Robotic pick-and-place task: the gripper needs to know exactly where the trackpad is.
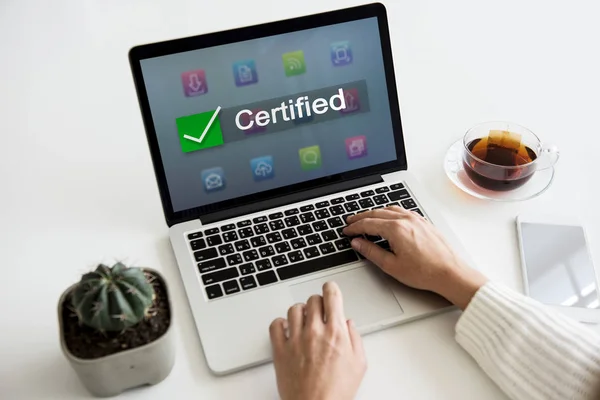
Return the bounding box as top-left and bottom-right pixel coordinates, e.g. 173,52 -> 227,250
289,266 -> 404,327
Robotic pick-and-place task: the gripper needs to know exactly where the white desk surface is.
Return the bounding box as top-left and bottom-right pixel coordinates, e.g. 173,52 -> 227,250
2,0 -> 600,398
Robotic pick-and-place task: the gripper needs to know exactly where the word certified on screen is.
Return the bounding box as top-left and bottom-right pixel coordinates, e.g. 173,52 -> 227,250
235,88 -> 347,131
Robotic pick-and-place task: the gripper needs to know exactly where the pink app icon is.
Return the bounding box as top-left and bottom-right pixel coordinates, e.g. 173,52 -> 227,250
345,136 -> 367,159
181,69 -> 208,97
238,108 -> 267,134
340,88 -> 360,114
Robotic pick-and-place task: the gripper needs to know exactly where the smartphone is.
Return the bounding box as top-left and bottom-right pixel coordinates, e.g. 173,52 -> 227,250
516,213 -> 600,323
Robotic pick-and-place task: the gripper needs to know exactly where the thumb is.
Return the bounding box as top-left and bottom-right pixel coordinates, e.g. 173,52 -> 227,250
351,238 -> 393,268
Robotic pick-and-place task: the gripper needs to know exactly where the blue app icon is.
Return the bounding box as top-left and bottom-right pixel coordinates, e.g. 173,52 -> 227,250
330,41 -> 353,66
201,167 -> 226,193
233,60 -> 258,87
250,156 -> 275,181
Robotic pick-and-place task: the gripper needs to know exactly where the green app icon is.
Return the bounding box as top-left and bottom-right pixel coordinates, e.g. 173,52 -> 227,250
282,50 -> 306,77
299,145 -> 322,171
175,107 -> 224,153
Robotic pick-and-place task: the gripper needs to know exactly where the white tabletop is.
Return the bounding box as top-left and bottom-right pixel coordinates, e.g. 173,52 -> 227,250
2,0 -> 600,398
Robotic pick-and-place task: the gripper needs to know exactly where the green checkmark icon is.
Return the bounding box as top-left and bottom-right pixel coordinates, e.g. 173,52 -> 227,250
175,107 -> 224,153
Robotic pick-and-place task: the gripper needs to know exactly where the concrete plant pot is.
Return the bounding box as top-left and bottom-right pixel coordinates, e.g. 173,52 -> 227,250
58,268 -> 175,397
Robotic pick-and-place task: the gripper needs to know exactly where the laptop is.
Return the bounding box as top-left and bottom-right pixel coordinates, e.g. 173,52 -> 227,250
128,2 -> 473,375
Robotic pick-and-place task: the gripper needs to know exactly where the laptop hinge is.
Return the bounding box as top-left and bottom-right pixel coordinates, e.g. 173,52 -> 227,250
200,174 -> 383,225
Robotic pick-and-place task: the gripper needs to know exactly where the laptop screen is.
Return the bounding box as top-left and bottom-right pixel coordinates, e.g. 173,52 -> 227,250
138,14 -> 400,215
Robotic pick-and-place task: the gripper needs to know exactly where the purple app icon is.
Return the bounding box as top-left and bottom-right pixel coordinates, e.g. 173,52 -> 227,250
345,136 -> 367,159
181,69 -> 208,97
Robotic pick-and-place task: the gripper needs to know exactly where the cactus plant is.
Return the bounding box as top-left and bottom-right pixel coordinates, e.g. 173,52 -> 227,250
71,262 -> 155,332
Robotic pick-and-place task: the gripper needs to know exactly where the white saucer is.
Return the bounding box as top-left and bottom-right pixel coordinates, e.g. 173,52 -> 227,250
443,139 -> 555,202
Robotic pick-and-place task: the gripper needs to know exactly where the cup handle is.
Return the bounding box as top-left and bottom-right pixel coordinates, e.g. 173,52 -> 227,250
536,143 -> 560,171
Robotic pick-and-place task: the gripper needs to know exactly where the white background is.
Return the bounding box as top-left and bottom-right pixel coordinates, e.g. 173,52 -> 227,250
2,0 -> 600,399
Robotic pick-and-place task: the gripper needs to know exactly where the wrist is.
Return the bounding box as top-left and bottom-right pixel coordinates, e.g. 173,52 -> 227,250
436,266 -> 488,310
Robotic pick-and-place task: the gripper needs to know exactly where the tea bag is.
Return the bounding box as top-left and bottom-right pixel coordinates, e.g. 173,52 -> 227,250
474,130 -> 530,163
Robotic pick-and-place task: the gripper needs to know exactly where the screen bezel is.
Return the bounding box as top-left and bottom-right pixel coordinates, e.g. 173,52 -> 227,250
516,213 -> 600,324
128,2 -> 407,227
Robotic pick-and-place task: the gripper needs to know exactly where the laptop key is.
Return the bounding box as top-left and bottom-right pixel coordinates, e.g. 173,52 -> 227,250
194,248 -> 219,262
331,197 -> 345,204
239,263 -> 256,275
358,198 -> 374,208
372,206 -> 383,210
243,250 -> 259,262
303,247 -> 320,259
300,204 -> 315,212
226,254 -> 243,266
240,276 -> 258,290
284,208 -> 299,216
202,267 -> 239,285
190,238 -> 207,250
290,237 -> 307,249
375,187 -> 390,193
239,227 -> 254,238
344,202 -> 360,212
275,242 -> 291,254
342,213 -> 355,223
223,280 -> 240,295
256,270 -> 278,286
277,250 -> 359,281
390,183 -> 404,190
386,202 -> 400,207
269,220 -> 285,231
373,195 -> 388,205
266,232 -> 283,243
389,189 -> 410,201
316,201 -> 330,208
269,212 -> 284,220
300,212 -> 316,223
345,193 -> 360,201
237,220 -> 251,227
335,238 -> 352,251
272,255 -> 288,267
288,250 -> 305,263
327,216 -> 344,228
312,221 -> 328,232
205,228 -> 219,235
252,216 -> 268,223
223,231 -> 238,242
360,190 -> 375,197
259,245 -> 275,258
282,228 -> 298,240
234,240 -> 250,252
412,208 -> 424,217
306,233 -> 323,246
218,243 -> 235,256
254,223 -> 269,234
198,257 -> 227,274
401,199 -> 417,209
205,284 -> 223,299
256,259 -> 273,271
322,230 -> 337,242
319,242 -> 336,255
221,224 -> 236,232
329,205 -> 345,216
206,235 -> 223,247
315,209 -> 331,219
251,236 -> 267,247
297,224 -> 313,236
188,232 -> 202,240
284,216 -> 300,227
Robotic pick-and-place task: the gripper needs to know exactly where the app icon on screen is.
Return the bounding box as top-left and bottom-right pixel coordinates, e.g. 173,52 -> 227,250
299,145 -> 322,171
282,50 -> 306,77
233,60 -> 258,87
340,88 -> 360,114
201,167 -> 226,193
176,108 -> 224,153
181,69 -> 208,97
345,136 -> 367,159
250,156 -> 275,181
331,41 -> 353,66
238,108 -> 267,134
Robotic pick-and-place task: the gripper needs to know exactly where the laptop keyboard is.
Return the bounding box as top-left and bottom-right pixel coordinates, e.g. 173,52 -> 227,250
186,182 -> 426,300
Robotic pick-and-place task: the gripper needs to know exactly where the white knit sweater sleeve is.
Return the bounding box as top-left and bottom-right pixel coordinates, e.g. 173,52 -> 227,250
455,281 -> 600,400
